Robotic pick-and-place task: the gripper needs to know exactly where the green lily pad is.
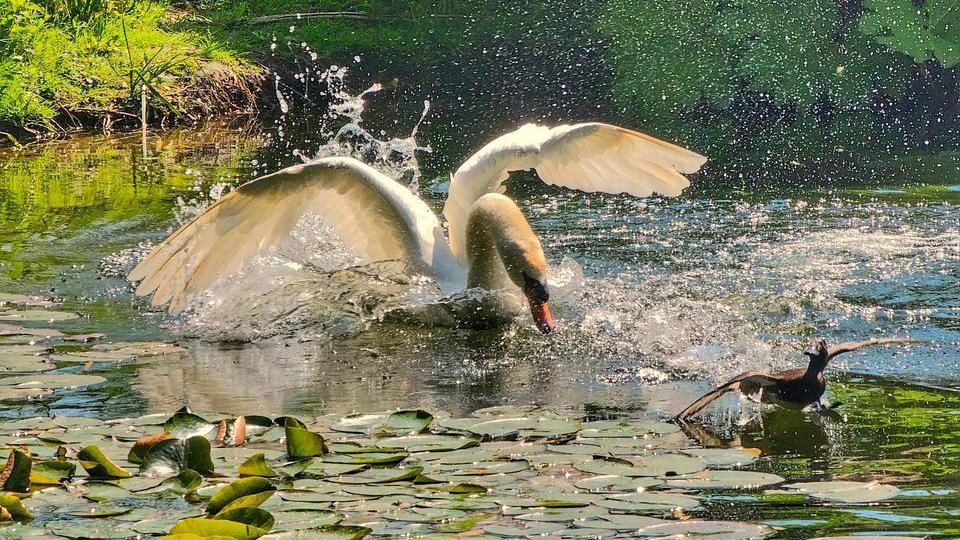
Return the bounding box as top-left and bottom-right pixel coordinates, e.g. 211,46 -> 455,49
330,466 -> 421,484
285,418 -> 327,459
0,309 -> 78,322
213,507 -> 276,531
142,469 -> 204,495
633,520 -> 774,539
170,517 -> 269,540
513,506 -> 608,522
271,510 -> 343,532
378,435 -> 479,453
681,448 -> 761,467
238,453 -> 278,477
0,353 -> 56,373
77,445 -> 132,479
783,481 -> 901,503
45,519 -> 134,539
64,503 -> 132,518
129,432 -> 177,464
30,459 -> 76,485
598,492 -> 701,511
0,323 -> 63,338
495,493 -> 604,508
1,373 -> 107,389
140,436 -> 215,477
79,481 -> 132,502
580,514 -> 667,530
207,477 -> 277,515
262,525 -> 371,539
164,411 -> 217,439
573,475 -> 661,491
666,470 -> 785,489
1,449 -> 32,492
580,419 -> 680,437
482,522 -> 566,536
0,493 -> 33,523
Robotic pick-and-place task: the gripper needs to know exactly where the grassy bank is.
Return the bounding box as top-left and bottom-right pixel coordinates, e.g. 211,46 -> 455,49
0,0 -> 259,142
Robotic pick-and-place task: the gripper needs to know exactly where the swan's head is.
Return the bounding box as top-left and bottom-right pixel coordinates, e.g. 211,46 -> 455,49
501,239 -> 554,334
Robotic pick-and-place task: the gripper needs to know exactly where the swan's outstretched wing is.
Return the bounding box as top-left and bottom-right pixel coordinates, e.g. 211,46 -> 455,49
129,157 -> 462,314
443,123 -> 707,261
677,372 -> 778,420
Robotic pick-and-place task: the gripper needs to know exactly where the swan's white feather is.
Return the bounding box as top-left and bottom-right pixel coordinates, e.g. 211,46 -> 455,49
129,156 -> 463,314
443,122 -> 707,262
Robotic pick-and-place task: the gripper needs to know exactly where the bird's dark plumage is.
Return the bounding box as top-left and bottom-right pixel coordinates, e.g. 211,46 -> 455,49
676,337 -> 918,420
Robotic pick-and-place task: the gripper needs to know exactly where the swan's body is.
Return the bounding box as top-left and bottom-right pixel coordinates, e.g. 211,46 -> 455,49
129,122 -> 706,331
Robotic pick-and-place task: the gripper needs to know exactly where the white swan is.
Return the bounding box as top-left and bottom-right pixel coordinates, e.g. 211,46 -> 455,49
129,123 -> 706,332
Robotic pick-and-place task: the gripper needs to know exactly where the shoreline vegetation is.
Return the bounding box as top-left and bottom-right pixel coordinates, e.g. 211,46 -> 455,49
0,0 -> 958,180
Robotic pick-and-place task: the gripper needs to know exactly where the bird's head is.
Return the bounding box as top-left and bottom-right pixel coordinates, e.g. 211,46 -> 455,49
501,238 -> 554,334
803,339 -> 830,368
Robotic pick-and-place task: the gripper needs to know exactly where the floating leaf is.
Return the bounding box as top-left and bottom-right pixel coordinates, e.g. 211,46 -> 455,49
330,467 -> 421,484
145,469 -> 203,495
0,353 -> 55,373
80,481 -> 132,502
165,411 -> 217,439
212,507 -> 275,531
207,477 -> 277,515
0,449 -> 31,492
237,453 -> 278,477
169,517 -> 268,540
633,520 -> 774,539
129,432 -> 177,464
0,493 -> 32,523
285,418 -> 327,459
682,448 -> 761,467
140,436 -> 215,477
598,492 -> 701,511
262,525 -> 371,539
783,481 -> 901,503
30,459 -> 75,485
44,519 -> 135,539
666,470 -> 785,489
380,410 -> 433,434
270,509 -> 343,532
1,373 -> 106,389
77,445 -> 132,479
0,309 -> 78,322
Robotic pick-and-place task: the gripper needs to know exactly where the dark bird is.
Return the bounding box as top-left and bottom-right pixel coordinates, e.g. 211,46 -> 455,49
676,337 -> 918,420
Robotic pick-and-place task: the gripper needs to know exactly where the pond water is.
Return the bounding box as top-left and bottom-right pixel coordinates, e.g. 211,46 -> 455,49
0,74 -> 959,538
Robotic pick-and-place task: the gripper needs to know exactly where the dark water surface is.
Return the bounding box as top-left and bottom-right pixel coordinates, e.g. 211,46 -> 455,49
1,107 -> 959,537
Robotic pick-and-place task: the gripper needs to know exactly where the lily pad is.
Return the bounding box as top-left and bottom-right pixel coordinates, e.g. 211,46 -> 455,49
140,436 -> 215,477
598,492 -> 701,511
633,520 -> 774,539
0,309 -> 78,322
164,411 -> 217,439
262,525 -> 371,539
682,448 -> 761,467
31,459 -> 76,485
77,445 -> 132,479
170,517 -> 269,540
0,493 -> 33,523
238,453 -> 278,477
666,470 -> 785,489
783,481 -> 901,503
207,477 -> 277,515
0,353 -> 56,373
1,449 -> 32,492
271,510 -> 343,532
285,417 -> 327,459
1,373 -> 107,389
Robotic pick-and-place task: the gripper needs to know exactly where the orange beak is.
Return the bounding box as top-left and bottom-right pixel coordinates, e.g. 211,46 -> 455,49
528,300 -> 554,334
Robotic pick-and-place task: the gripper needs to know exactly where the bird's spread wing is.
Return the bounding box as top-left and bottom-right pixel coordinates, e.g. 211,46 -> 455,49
129,157 -> 462,314
826,337 -> 920,360
443,122 -> 707,262
677,372 -> 778,420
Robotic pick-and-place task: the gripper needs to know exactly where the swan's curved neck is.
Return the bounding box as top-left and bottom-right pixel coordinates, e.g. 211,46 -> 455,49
464,194 -> 545,291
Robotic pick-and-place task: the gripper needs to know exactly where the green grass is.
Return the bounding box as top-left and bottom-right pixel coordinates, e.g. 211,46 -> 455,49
0,0 -> 255,133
